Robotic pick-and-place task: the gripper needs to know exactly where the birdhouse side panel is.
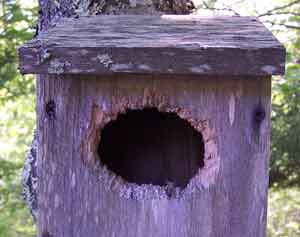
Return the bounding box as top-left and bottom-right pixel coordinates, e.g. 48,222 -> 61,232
36,75 -> 271,237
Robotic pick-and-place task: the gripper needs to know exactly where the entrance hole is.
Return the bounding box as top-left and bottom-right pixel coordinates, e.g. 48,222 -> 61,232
98,108 -> 204,189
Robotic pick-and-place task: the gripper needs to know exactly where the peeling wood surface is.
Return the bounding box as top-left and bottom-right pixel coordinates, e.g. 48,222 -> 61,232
19,15 -> 285,76
37,75 -> 271,237
80,90 -> 220,200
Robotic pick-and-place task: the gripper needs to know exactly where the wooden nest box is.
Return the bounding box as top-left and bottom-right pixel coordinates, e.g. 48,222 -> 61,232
18,15 -> 285,237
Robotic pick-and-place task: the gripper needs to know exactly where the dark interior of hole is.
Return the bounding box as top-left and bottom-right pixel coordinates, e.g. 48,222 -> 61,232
98,108 -> 204,188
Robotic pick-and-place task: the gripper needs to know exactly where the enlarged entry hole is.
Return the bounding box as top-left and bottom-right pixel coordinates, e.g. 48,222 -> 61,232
98,108 -> 204,189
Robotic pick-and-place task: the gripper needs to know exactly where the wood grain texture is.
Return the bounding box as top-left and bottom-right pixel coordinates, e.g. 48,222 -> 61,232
19,15 -> 285,76
37,74 -> 271,237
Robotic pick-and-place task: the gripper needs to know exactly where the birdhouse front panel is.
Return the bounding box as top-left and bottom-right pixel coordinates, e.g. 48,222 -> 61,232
18,15 -> 285,237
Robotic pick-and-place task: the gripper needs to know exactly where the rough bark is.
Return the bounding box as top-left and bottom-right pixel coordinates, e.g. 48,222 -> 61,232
22,130 -> 38,221
38,0 -> 195,31
23,0 -> 195,223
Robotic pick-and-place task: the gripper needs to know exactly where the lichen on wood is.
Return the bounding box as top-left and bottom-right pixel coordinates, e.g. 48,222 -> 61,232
48,59 -> 71,74
22,130 -> 38,222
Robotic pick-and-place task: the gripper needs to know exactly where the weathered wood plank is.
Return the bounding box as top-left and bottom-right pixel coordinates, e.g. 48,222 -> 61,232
37,74 -> 271,237
19,15 -> 285,76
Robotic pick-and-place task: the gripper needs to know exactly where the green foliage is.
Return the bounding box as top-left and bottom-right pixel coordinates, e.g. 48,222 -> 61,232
0,155 -> 36,236
0,0 -> 37,236
0,0 -> 37,101
271,66 -> 300,187
269,2 -> 300,187
268,188 -> 300,237
0,97 -> 36,236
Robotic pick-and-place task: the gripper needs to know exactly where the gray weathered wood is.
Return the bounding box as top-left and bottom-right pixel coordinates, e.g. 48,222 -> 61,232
26,2 -> 279,237
19,15 -> 285,76
37,74 -> 271,237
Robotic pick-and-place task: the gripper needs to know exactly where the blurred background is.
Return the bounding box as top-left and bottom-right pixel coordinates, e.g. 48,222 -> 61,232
0,0 -> 299,236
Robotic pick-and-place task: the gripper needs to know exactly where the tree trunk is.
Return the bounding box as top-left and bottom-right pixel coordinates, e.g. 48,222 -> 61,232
38,0 -> 195,31
22,0 -> 195,227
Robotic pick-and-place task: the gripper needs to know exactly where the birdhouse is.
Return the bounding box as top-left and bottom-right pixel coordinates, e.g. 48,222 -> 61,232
18,15 -> 285,237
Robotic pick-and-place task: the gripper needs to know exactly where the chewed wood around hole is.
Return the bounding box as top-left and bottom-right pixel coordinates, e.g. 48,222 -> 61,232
98,107 -> 205,189
81,102 -> 220,200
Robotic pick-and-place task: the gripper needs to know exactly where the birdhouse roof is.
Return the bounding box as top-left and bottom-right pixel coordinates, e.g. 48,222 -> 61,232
18,15 -> 285,76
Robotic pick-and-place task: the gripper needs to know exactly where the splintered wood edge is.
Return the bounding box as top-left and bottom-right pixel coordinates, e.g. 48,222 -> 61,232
18,15 -> 286,76
18,47 -> 286,76
80,88 -> 220,200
